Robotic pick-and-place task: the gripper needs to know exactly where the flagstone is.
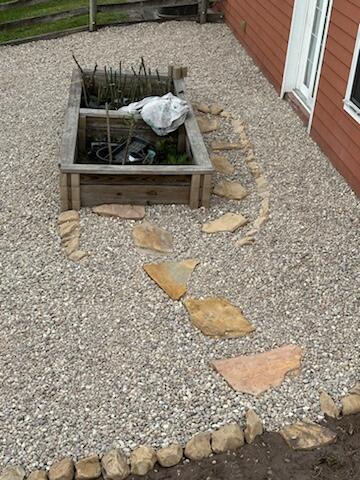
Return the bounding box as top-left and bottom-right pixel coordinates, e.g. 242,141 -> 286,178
196,116 -> 218,133
237,236 -> 256,247
93,204 -> 145,220
202,213 -> 248,233
133,221 -> 173,253
58,210 -> 79,225
194,102 -> 210,114
209,104 -> 224,115
184,297 -> 255,338
143,259 -> 199,300
320,391 -> 340,418
211,156 -> 235,175
213,181 -> 248,200
280,422 -> 336,450
211,345 -> 302,395
211,141 -> 242,151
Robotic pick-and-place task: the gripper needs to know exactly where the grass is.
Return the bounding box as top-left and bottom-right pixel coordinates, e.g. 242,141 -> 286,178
0,0 -> 121,23
0,11 -> 127,43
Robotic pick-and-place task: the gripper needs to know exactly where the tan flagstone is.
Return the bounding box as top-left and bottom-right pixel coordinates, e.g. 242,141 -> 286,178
211,345 -> 302,395
196,116 -> 219,134
202,213 -> 248,233
59,221 -> 79,239
319,391 -> 340,418
68,250 -> 89,262
93,204 -> 145,219
58,210 -> 79,225
341,394 -> 360,415
220,111 -> 233,119
213,181 -> 248,200
209,104 -> 224,115
133,221 -> 173,253
280,422 -> 336,450
211,141 -> 242,151
232,119 -> 246,135
194,102 -> 210,114
143,259 -> 199,300
211,156 -> 235,175
184,297 -> 255,338
237,236 -> 256,247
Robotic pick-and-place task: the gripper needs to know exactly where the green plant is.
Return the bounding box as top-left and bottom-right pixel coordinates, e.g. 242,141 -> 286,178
155,139 -> 190,165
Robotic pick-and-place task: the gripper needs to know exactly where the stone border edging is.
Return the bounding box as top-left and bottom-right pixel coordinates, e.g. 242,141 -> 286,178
2,387 -> 360,480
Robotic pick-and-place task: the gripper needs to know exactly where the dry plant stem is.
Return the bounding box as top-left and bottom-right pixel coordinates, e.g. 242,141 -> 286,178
123,116 -> 136,166
105,102 -> 113,164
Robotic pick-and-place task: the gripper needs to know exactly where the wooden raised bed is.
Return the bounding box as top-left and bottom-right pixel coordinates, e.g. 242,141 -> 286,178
58,68 -> 213,211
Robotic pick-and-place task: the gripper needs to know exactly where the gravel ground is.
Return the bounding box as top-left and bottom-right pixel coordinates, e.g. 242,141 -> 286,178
0,22 -> 359,471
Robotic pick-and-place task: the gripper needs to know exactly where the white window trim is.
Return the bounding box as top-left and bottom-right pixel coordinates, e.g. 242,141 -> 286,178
343,24 -> 360,125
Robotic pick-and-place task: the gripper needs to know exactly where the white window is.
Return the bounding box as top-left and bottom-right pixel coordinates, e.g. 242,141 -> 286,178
344,25 -> 360,124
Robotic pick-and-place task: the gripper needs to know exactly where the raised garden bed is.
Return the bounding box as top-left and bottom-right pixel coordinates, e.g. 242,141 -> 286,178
58,67 -> 213,211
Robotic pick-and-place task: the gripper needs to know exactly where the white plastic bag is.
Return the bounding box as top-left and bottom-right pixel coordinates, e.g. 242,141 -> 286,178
118,93 -> 189,136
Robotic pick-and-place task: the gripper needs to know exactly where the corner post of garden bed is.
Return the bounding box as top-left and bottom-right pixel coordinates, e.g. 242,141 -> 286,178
89,0 -> 97,32
198,0 -> 208,24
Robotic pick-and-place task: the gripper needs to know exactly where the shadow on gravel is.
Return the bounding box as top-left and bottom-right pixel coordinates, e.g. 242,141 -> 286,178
128,414 -> 360,480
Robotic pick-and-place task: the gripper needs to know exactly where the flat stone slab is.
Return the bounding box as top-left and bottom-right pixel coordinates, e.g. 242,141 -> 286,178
213,181 -> 248,200
93,204 -> 145,219
184,297 -> 255,338
196,116 -> 218,133
133,221 -> 173,253
143,259 -> 199,300
211,156 -> 235,175
211,345 -> 302,395
280,422 -> 337,450
202,213 -> 248,233
211,141 -> 242,151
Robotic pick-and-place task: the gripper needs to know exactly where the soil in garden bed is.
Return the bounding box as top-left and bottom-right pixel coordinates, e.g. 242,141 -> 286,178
128,414 -> 360,480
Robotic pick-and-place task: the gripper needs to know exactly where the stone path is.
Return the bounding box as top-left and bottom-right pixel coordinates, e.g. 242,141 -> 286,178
58,104 -> 292,397
3,22 -> 359,471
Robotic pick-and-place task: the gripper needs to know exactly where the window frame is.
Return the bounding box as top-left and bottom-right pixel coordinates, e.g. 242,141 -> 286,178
344,24 -> 360,124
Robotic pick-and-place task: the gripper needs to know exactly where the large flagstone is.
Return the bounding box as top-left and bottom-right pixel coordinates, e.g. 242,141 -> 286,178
93,204 -> 145,219
211,345 -> 302,395
202,213 -> 248,233
143,259 -> 199,300
184,297 -> 255,338
280,422 -> 336,450
213,181 -> 248,200
133,221 -> 173,253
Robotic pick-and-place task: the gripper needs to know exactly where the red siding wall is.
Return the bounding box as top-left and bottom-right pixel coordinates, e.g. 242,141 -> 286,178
220,0 -> 294,91
311,0 -> 360,195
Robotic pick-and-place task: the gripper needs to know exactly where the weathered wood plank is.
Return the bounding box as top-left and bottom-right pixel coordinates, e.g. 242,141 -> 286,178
173,78 -> 213,170
59,68 -> 81,167
97,0 -> 198,14
71,174 -> 81,210
78,115 -> 87,154
0,8 -> 87,31
189,174 -> 201,209
61,163 -> 212,175
198,0 -> 208,23
80,174 -> 191,185
201,174 -> 212,207
59,173 -> 70,211
81,185 -> 190,206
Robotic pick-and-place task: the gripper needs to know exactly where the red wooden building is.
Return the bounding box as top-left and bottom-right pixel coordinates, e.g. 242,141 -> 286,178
220,0 -> 360,195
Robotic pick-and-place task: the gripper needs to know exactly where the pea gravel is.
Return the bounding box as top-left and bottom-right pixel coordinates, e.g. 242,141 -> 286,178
0,22 -> 359,472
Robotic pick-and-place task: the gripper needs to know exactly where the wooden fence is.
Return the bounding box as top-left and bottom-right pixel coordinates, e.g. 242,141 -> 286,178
0,0 -> 219,46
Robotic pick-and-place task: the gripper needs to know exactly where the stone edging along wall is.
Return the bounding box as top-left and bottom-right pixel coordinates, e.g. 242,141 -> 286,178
2,388 -> 360,480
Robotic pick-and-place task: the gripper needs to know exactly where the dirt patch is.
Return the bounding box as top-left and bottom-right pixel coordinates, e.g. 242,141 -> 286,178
129,414 -> 360,480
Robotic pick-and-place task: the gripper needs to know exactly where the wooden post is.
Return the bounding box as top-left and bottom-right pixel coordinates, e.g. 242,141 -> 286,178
198,0 -> 208,24
89,0 -> 97,32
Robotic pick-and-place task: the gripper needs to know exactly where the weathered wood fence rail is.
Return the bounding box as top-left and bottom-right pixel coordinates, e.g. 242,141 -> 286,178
0,0 -> 219,46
